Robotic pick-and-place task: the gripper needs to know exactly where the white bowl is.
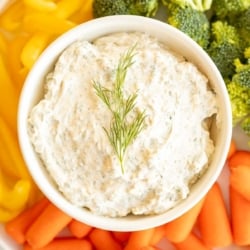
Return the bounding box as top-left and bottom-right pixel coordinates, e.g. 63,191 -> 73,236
18,15 -> 232,231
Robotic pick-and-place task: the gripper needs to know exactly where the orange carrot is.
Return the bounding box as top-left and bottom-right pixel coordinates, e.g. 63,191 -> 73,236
5,197 -> 49,244
124,228 -> 155,250
164,198 -> 204,243
89,228 -> 122,250
140,246 -> 162,250
112,231 -> 131,243
227,139 -> 236,159
174,233 -> 211,250
198,182 -> 232,247
23,238 -> 93,250
230,186 -> 250,246
149,225 -> 166,246
68,219 -> 92,238
25,202 -> 72,248
228,150 -> 250,168
230,164 -> 250,200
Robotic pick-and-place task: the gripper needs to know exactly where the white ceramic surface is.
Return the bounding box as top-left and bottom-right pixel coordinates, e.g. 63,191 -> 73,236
17,15 -> 232,232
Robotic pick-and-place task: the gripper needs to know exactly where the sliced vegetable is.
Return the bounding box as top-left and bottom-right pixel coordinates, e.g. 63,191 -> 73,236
124,228 -> 155,250
198,183 -> 233,247
23,0 -> 57,12
25,203 -> 72,248
52,0 -> 83,19
174,233 -> 210,250
230,186 -> 250,246
0,1 -> 25,31
20,32 -> 51,69
149,225 -> 166,246
89,228 -> 122,250
5,198 -> 49,244
22,13 -> 76,35
164,197 -> 205,243
0,176 -> 31,212
23,238 -> 93,250
112,231 -> 131,243
0,55 -> 18,131
230,164 -> 250,200
227,139 -> 237,159
68,219 -> 92,239
228,150 -> 250,168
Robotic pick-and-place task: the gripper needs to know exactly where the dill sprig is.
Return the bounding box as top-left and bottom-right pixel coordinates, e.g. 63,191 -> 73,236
93,46 -> 146,173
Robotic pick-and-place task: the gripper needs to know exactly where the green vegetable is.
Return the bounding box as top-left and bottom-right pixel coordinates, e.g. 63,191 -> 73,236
93,0 -> 129,17
207,21 -> 244,79
233,8 -> 250,47
226,47 -> 250,135
211,0 -> 250,19
159,0 -> 250,143
129,0 -> 159,16
93,46 -> 146,173
162,0 -> 213,11
92,0 -> 159,18
241,117 -> 250,137
166,2 -> 210,49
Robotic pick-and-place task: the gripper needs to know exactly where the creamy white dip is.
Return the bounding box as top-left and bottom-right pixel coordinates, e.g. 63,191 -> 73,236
28,32 -> 218,217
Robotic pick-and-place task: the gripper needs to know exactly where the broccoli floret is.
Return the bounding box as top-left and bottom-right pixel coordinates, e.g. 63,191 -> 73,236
211,0 -> 250,19
241,117 -> 250,136
162,0 -> 213,11
234,8 -> 250,47
166,3 -> 210,49
226,48 -> 250,129
93,0 -> 129,17
207,21 -> 244,79
129,0 -> 159,16
93,0 -> 159,18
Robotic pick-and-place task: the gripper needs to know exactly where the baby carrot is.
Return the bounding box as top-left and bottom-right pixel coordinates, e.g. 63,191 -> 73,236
227,139 -> 236,159
230,186 -> 250,246
89,228 -> 122,250
164,198 -> 204,243
25,203 -> 72,248
5,197 -> 49,244
124,228 -> 155,250
112,231 -> 131,243
149,225 -> 166,246
68,219 -> 92,238
228,150 -> 250,168
23,238 -> 93,250
198,183 -> 232,247
230,164 -> 250,200
174,233 -> 211,250
140,246 -> 161,250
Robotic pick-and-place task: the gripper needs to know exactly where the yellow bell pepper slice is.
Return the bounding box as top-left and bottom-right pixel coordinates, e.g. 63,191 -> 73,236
0,138 -> 20,179
0,1 -> 25,31
53,0 -> 82,19
0,207 -> 20,223
0,32 -> 7,56
0,117 -> 31,180
22,13 -> 76,35
23,0 -> 57,12
69,0 -> 93,23
20,32 -> 51,69
7,35 -> 29,91
0,54 -> 18,131
0,173 -> 31,212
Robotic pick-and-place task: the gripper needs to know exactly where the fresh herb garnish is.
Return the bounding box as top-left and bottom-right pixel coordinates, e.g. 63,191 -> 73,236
93,46 -> 146,173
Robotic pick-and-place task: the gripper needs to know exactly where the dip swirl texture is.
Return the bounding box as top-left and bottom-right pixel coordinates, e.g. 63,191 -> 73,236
28,32 -> 218,217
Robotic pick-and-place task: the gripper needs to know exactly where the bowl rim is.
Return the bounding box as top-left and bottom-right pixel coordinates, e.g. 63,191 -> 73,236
18,15 -> 232,231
